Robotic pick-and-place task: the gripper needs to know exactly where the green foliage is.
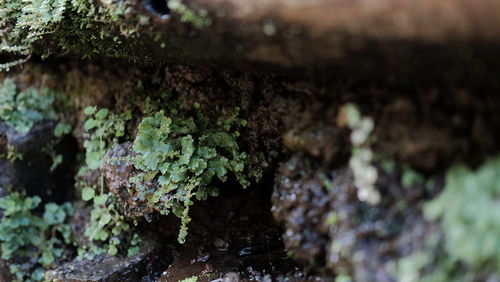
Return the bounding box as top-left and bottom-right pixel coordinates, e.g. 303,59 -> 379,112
335,274 -> 353,282
167,0 -> 212,29
0,0 -> 139,70
83,106 -> 130,170
401,167 -> 424,188
0,0 -> 214,69
130,104 -> 249,243
425,156 -> 500,270
54,122 -> 72,137
0,78 -> 57,133
5,144 -> 23,162
179,276 -> 199,282
393,156 -> 500,281
79,186 -> 141,257
391,234 -> 470,282
0,192 -> 73,282
0,0 -> 67,70
80,106 -> 140,258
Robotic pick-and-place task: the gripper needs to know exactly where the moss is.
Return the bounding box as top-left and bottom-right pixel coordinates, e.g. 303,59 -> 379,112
0,0 -> 153,70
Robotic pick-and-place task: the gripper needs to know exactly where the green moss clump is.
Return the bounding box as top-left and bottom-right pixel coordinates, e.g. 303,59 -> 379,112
0,0 -> 67,70
0,0 -> 144,70
130,103 -> 249,243
0,78 -> 57,133
0,192 -> 73,282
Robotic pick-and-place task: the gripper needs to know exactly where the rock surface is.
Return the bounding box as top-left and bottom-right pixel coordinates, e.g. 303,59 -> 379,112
272,155 -> 436,280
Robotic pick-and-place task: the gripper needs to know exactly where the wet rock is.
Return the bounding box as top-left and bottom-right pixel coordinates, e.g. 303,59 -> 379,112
102,142 -> 135,196
45,240 -> 168,282
102,142 -> 154,220
272,154 -> 433,280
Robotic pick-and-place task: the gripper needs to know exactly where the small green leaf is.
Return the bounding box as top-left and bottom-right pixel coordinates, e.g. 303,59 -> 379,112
97,229 -> 109,241
94,194 -> 108,206
144,171 -> 158,182
84,118 -> 98,130
82,187 -> 95,201
86,151 -> 101,170
41,250 -> 54,266
143,153 -> 160,170
84,106 -> 97,115
95,108 -> 109,120
100,213 -> 112,225
108,244 -> 118,256
54,122 -> 71,137
50,154 -> 63,172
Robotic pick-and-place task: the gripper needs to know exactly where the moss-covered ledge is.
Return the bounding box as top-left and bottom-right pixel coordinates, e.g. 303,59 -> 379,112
3,0 -> 500,77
